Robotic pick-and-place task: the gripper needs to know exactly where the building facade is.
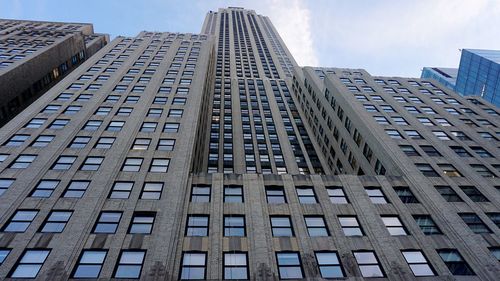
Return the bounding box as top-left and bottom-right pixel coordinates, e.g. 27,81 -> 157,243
0,7 -> 499,280
0,19 -> 109,127
420,67 -> 457,91
455,49 -> 500,107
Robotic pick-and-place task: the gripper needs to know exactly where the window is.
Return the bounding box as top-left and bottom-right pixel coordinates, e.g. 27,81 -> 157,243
25,118 -> 46,128
163,122 -> 180,132
49,119 -> 69,129
141,182 -> 163,199
276,252 -> 303,279
402,250 -> 435,276
433,131 -> 450,140
271,216 -> 294,237
438,164 -> 462,177
10,249 -> 50,278
420,145 -> 442,157
93,211 -> 122,233
392,116 -> 408,125
486,213 -> 500,228
64,105 -> 81,115
224,253 -> 248,280
460,186 -> 488,202
353,251 -> 385,277
470,147 -> 493,158
450,146 -> 472,157
400,145 -> 420,156
186,215 -> 208,236
69,136 -> 91,148
83,120 -> 102,131
4,134 -> 29,146
72,250 -> 107,278
450,131 -> 471,140
0,248 -> 10,265
0,178 -> 14,196
224,215 -> 245,236
129,212 -> 155,234
315,252 -> 344,278
149,158 -> 170,172
413,215 -> 442,235
10,155 -> 36,169
95,106 -> 112,116
338,216 -> 363,236
381,216 -> 407,235
2,210 -> 38,232
122,158 -> 143,172
80,156 -> 104,171
140,122 -> 157,132
416,164 -> 439,177
109,182 -> 134,199
435,186 -> 462,202
385,129 -> 404,139
470,164 -> 495,177
374,116 -> 390,124
405,130 -> 423,139
224,185 -> 243,202
131,138 -> 151,150
63,180 -> 90,198
153,96 -> 168,104
326,187 -> 348,203
106,121 -> 125,131
168,109 -> 184,117
39,210 -> 72,233
365,187 -> 388,204
180,252 -> 206,280
305,216 -> 329,236
394,187 -> 418,203
42,105 -> 62,114
157,139 -> 175,151
51,155 -> 76,170
296,187 -> 317,204
417,117 -> 434,126
265,186 -> 286,203
437,249 -> 474,275
116,107 -> 133,116
459,213 -> 491,234
31,180 -> 60,197
114,250 -> 146,278
31,135 -> 54,147
173,97 -> 187,105
489,247 -> 500,262
95,137 -> 115,148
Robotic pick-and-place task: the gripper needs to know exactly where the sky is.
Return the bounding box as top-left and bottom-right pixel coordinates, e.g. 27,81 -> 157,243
1,0 -> 499,77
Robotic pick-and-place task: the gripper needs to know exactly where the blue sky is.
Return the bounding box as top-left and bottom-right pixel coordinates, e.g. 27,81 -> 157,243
2,0 -> 499,77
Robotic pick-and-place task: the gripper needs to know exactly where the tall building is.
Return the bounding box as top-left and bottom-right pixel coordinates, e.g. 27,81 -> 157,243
0,19 -> 109,127
455,49 -> 500,107
421,67 -> 457,90
0,7 -> 499,280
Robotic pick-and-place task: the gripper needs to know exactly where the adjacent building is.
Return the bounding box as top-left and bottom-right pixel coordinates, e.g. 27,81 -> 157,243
0,19 -> 109,127
421,67 -> 457,90
0,7 -> 498,280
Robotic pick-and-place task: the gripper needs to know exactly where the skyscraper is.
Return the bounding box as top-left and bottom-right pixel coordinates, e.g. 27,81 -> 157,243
0,7 -> 498,280
421,67 -> 457,90
0,19 -> 109,127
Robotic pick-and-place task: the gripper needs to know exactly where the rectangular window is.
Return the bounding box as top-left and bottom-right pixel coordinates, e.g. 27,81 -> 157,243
69,136 -> 91,148
72,250 -> 107,278
460,186 -> 488,202
106,121 -> 125,131
438,164 -> 462,177
117,107 -> 133,116
163,122 -> 180,132
140,182 -> 163,199
338,216 -> 363,236
83,120 -> 102,131
365,187 -> 388,204
80,156 -> 104,171
39,210 -> 72,233
140,122 -> 157,132
381,216 -> 407,235
224,185 -> 243,202
10,155 -> 36,169
435,186 -> 462,202
157,139 -> 175,151
353,251 -> 385,277
25,118 -> 47,128
62,180 -> 90,198
224,215 -> 245,236
0,178 -> 15,196
459,213 -> 491,234
0,248 -> 10,265
10,249 -> 50,278
305,216 -> 329,236
413,215 -> 442,235
416,164 -> 439,177
114,250 -> 146,278
4,134 -> 29,146
122,158 -> 143,172
129,212 -> 155,234
276,252 -> 303,279
394,187 -> 418,203
402,250 -> 435,276
95,137 -> 115,149
31,180 -> 60,197
437,249 -> 474,275
190,185 -> 210,202
327,187 -> 348,203
224,252 -> 248,280
2,210 -> 38,232
93,211 -> 122,233
315,252 -> 344,278
180,252 -> 206,280
271,216 -> 294,237
109,182 -> 134,199
265,186 -> 286,203
49,119 -> 69,129
149,158 -> 170,172
31,135 -> 54,147
186,215 -> 208,236
132,138 -> 151,150
296,187 -> 317,204
168,109 -> 184,117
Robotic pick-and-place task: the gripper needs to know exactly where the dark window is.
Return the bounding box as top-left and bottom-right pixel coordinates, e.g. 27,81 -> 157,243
435,186 -> 463,202
459,213 -> 492,234
394,187 -> 419,203
413,215 -> 442,235
437,249 -> 474,275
